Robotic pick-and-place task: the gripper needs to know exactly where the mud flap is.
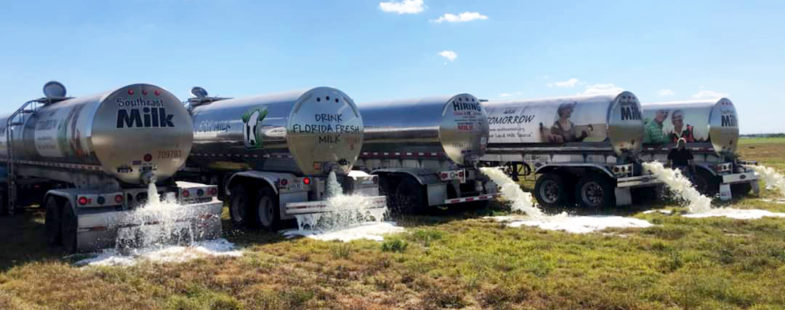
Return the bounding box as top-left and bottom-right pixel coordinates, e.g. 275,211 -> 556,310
614,187 -> 632,206
719,184 -> 732,201
752,181 -> 760,195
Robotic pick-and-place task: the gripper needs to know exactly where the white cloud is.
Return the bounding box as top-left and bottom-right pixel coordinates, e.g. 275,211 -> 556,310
581,83 -> 624,95
379,0 -> 424,14
548,78 -> 580,88
438,50 -> 457,62
658,89 -> 675,96
692,90 -> 728,99
432,12 -> 488,23
498,91 -> 523,98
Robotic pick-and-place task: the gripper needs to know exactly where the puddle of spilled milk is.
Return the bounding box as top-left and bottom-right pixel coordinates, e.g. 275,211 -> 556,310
479,167 -> 653,234
76,239 -> 242,267
280,222 -> 404,242
684,208 -> 785,220
489,215 -> 653,234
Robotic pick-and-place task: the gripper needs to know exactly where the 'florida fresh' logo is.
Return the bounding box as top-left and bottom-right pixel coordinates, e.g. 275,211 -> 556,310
242,107 -> 268,149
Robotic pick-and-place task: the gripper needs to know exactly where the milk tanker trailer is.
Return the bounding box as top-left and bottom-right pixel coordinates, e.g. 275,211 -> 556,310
481,91 -> 660,209
641,98 -> 759,200
353,94 -> 499,214
181,87 -> 386,230
0,82 -> 222,253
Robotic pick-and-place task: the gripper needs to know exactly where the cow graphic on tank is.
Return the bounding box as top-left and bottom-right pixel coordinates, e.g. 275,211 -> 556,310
242,107 -> 268,149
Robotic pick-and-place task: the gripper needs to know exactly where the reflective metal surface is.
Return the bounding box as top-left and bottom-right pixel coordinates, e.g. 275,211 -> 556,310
642,98 -> 738,155
188,87 -> 363,176
0,84 -> 192,184
358,94 -> 489,166
483,91 -> 644,156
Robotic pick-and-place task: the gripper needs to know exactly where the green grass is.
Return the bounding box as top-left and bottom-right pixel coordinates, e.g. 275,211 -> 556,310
2,139 -> 785,309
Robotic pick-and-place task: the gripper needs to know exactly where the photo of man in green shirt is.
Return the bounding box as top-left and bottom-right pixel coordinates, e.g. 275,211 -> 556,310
643,109 -> 670,145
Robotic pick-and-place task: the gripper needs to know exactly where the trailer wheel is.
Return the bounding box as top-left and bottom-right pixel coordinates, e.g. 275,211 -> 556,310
534,173 -> 569,208
254,187 -> 280,231
575,174 -> 615,210
229,185 -> 254,228
0,191 -> 7,216
693,170 -> 719,196
44,197 -> 61,245
61,202 -> 78,253
391,176 -> 426,215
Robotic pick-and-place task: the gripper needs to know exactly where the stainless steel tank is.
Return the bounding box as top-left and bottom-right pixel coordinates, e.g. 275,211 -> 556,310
187,87 -> 363,176
641,98 -> 739,155
0,84 -> 193,184
358,94 -> 489,166
483,91 -> 644,155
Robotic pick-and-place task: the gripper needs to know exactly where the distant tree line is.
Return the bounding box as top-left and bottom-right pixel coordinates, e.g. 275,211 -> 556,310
741,133 -> 785,138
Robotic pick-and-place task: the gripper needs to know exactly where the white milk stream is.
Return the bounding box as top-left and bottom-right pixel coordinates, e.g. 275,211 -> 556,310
747,164 -> 785,197
479,167 -> 652,233
642,162 -> 712,213
77,183 -> 240,267
283,171 -> 403,242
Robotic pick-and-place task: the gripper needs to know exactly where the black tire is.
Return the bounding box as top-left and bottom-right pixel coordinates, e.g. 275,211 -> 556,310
44,197 -> 61,246
0,190 -> 7,216
229,184 -> 254,228
731,182 -> 752,197
534,173 -> 570,208
254,187 -> 280,231
693,170 -> 719,196
575,174 -> 615,210
390,176 -> 426,215
61,202 -> 78,253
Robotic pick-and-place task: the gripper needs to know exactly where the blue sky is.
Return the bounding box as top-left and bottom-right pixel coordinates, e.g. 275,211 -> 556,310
1,0 -> 783,133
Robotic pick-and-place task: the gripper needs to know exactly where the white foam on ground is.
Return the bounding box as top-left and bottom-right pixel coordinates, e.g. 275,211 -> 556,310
479,167 -> 543,217
281,222 -> 404,242
480,167 -> 652,234
643,162 -> 712,213
761,198 -> 785,204
684,208 -> 785,220
489,214 -> 653,234
748,165 -> 785,197
643,209 -> 673,215
76,239 -> 242,267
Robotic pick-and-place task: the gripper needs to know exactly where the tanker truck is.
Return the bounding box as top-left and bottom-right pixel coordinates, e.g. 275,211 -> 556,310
641,98 -> 759,200
353,94 -> 498,214
180,86 -> 386,231
0,82 -> 222,253
481,91 -> 659,209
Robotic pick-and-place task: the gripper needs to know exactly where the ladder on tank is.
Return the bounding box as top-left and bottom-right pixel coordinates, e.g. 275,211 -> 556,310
4,100 -> 43,215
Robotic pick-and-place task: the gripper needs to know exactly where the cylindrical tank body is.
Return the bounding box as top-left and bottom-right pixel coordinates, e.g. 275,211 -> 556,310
483,91 -> 644,155
641,98 -> 738,155
187,87 -> 363,176
0,84 -> 193,184
358,94 -> 489,166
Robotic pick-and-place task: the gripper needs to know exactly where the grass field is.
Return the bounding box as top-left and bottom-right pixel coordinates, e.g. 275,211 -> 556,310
1,137 -> 785,309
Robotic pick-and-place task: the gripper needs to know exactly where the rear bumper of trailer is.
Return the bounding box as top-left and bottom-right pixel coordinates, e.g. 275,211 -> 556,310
284,196 -> 387,215
616,175 -> 660,188
76,199 -> 223,252
721,172 -> 757,185
444,193 -> 499,205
